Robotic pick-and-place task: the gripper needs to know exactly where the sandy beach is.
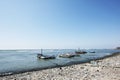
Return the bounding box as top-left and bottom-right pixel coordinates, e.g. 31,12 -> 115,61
0,53 -> 120,80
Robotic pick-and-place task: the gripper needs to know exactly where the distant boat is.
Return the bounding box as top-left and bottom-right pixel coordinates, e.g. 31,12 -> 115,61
75,48 -> 87,54
59,53 -> 75,58
116,47 -> 120,50
89,51 -> 95,53
37,49 -> 55,59
59,52 -> 80,58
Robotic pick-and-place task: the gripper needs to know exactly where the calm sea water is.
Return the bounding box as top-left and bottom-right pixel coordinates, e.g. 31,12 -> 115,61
0,49 -> 120,75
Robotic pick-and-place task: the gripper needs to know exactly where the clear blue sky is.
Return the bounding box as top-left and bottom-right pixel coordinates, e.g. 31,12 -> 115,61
0,0 -> 120,49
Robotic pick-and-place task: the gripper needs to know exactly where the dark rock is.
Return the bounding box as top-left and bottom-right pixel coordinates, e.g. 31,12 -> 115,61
21,78 -> 27,80
96,70 -> 99,72
80,67 -> 84,69
59,67 -> 62,70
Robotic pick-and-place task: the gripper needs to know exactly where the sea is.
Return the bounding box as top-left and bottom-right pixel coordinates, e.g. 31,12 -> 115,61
0,49 -> 120,76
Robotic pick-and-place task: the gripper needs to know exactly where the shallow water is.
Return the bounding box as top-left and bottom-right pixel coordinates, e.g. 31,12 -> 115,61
0,49 -> 120,75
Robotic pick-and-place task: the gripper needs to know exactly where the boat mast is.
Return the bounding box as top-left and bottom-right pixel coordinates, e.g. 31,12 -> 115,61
41,49 -> 43,54
78,48 -> 81,51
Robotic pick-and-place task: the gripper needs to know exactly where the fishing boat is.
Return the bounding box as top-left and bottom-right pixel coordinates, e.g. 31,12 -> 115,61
37,54 -> 55,59
75,49 -> 87,54
75,51 -> 87,54
59,53 -> 76,58
89,51 -> 95,53
116,47 -> 120,50
37,49 -> 55,59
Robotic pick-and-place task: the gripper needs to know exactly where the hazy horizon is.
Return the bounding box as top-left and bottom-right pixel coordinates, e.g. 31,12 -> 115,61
0,0 -> 120,49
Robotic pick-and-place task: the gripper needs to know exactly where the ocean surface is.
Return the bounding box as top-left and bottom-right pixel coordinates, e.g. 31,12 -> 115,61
0,49 -> 120,75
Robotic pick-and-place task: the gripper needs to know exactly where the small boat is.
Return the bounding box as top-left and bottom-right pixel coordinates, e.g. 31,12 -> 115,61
75,49 -> 87,54
37,54 -> 55,59
59,53 -> 75,58
75,51 -> 87,54
90,51 -> 95,53
116,47 -> 120,50
37,49 -> 55,59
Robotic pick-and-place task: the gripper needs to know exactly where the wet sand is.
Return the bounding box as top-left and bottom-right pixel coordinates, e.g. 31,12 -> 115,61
0,52 -> 120,80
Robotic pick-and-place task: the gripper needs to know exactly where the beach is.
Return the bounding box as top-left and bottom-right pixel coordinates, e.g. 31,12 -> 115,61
0,52 -> 120,80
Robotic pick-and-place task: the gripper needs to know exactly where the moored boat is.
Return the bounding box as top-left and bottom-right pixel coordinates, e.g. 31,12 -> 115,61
75,49 -> 87,54
37,54 -> 55,59
89,51 -> 95,53
75,51 -> 87,54
37,49 -> 55,59
59,53 -> 75,58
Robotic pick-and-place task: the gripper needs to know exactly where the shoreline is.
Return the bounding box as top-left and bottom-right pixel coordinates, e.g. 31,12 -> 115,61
0,52 -> 119,77
0,52 -> 120,80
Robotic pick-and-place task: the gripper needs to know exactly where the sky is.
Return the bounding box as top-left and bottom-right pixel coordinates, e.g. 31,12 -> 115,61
0,0 -> 120,49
